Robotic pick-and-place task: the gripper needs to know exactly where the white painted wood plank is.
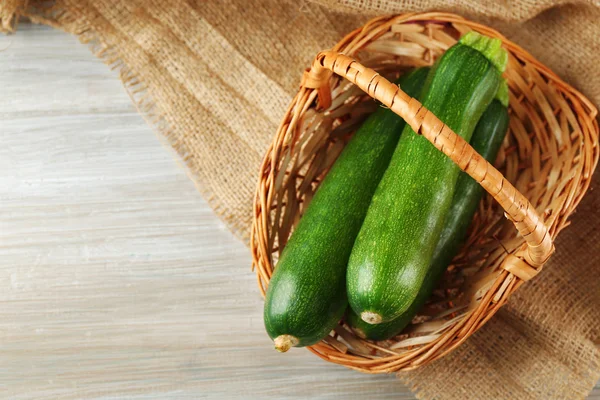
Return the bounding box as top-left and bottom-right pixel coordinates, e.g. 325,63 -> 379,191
0,24 -> 416,399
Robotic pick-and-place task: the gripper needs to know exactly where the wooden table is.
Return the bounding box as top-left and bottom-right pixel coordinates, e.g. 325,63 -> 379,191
1,23 -> 598,399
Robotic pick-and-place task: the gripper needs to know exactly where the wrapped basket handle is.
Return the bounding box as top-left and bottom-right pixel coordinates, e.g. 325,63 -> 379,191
301,51 -> 554,273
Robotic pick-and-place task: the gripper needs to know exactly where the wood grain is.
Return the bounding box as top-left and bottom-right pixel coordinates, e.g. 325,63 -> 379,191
0,23 -> 597,399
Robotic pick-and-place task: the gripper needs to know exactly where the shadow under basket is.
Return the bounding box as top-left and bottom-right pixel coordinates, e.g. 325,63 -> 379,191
250,12 -> 599,373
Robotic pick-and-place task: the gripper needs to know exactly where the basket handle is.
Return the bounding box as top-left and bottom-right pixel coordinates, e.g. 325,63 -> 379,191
301,51 -> 554,272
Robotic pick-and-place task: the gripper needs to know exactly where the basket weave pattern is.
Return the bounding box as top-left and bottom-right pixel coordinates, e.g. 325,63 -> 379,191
251,12 -> 599,372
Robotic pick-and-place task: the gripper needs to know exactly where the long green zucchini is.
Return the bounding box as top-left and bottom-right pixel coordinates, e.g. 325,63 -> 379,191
263,68 -> 430,352
348,97 -> 510,340
347,32 -> 508,324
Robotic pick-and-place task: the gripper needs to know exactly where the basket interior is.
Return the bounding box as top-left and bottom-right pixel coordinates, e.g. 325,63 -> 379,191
252,15 -> 598,372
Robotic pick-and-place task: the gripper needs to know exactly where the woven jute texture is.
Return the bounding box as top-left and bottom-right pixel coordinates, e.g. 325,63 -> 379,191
1,0 -> 599,399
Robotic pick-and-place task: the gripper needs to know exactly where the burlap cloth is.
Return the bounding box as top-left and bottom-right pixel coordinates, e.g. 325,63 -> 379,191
2,0 -> 599,398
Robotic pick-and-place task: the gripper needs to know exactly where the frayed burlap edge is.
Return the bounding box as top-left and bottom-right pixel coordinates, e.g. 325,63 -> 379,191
0,0 -> 29,32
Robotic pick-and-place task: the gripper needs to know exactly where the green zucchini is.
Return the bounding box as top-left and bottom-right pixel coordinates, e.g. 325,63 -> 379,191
347,33 -> 507,324
348,98 -> 510,340
263,68 -> 430,352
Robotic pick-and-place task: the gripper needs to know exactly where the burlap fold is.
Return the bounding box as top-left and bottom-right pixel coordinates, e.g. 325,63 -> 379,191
1,0 -> 599,398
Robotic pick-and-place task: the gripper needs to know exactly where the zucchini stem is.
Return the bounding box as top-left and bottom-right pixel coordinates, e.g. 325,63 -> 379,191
495,80 -> 510,107
459,31 -> 508,73
274,335 -> 299,352
361,311 -> 383,325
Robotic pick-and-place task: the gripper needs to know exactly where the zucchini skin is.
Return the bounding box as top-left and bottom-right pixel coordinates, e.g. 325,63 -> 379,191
347,43 -> 503,324
263,68 -> 430,350
348,99 -> 510,340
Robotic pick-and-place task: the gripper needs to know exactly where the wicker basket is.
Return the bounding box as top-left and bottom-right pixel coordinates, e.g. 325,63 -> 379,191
250,12 -> 599,373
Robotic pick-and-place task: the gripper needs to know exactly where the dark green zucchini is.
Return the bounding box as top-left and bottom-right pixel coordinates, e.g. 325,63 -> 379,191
348,98 -> 510,340
347,33 -> 507,324
263,68 -> 430,352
